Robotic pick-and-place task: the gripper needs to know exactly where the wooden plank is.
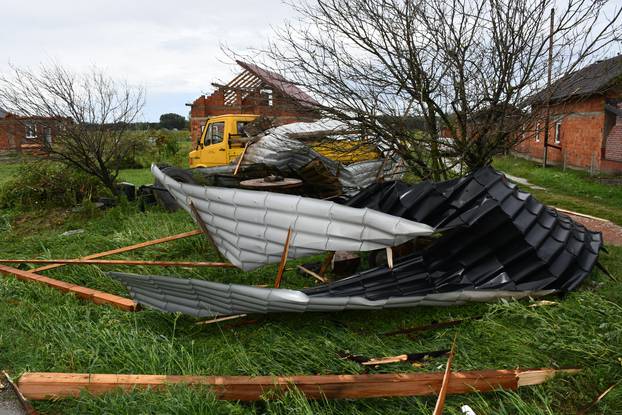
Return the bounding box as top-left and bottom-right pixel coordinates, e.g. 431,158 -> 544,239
433,338 -> 457,415
319,251 -> 335,277
17,368 -> 577,401
0,259 -> 234,268
0,265 -> 137,311
196,314 -> 247,326
273,228 -> 292,288
31,230 -> 203,273
189,202 -> 224,262
233,142 -> 249,175
297,265 -> 327,283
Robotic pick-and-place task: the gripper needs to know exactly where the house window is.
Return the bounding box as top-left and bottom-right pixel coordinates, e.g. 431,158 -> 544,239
554,122 -> 561,144
260,88 -> 274,106
535,122 -> 541,142
25,123 -> 37,139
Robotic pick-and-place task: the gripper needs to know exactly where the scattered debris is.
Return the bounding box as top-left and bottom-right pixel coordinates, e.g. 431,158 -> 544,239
1,371 -> 37,415
331,251 -> 361,276
528,300 -> 559,308
17,368 -> 580,401
432,337 -> 457,415
577,381 -> 620,415
60,229 -> 84,237
297,265 -> 327,283
0,264 -> 137,311
0,259 -> 234,268
360,350 -> 450,366
196,314 -> 247,326
274,227 -> 292,288
461,405 -> 477,415
31,229 -> 202,273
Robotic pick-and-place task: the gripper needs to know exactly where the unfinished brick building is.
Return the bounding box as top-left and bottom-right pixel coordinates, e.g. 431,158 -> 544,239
0,108 -> 60,158
514,55 -> 622,173
187,61 -> 320,145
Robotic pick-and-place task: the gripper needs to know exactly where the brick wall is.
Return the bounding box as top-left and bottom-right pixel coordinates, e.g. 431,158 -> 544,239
0,115 -> 61,152
188,86 -> 319,144
514,96 -> 607,171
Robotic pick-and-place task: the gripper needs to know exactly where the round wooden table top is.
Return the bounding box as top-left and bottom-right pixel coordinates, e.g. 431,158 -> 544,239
239,177 -> 303,190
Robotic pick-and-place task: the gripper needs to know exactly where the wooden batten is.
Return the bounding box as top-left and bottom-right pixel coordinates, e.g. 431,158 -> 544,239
17,368 -> 578,401
31,230 -> 203,273
0,265 -> 137,312
0,259 -> 234,268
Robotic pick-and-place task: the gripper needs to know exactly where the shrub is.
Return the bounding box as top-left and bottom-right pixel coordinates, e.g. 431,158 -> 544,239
0,161 -> 104,210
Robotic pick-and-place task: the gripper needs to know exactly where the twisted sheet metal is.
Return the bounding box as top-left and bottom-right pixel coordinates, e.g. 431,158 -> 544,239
305,167 -> 603,299
241,119 -> 405,195
152,164 -> 434,271
109,271 -> 552,318
119,167 -> 602,317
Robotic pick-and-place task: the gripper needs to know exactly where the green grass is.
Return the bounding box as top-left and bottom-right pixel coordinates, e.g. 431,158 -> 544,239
493,155 -> 622,224
1,161 -> 622,414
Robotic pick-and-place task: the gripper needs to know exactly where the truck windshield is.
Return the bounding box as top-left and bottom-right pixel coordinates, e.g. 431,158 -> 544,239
210,122 -> 225,145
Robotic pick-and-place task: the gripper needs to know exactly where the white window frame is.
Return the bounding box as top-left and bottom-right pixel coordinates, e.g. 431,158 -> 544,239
260,88 -> 274,106
25,123 -> 37,139
554,121 -> 561,144
535,122 -> 541,142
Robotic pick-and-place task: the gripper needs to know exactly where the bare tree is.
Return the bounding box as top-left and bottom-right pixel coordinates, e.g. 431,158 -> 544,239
259,0 -> 622,179
0,64 -> 145,194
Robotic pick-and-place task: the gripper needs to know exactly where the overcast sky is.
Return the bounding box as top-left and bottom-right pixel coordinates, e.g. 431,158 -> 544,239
0,0 -> 295,121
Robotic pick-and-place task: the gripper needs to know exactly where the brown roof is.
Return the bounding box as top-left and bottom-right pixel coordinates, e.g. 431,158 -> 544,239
534,54 -> 622,103
235,60 -> 320,108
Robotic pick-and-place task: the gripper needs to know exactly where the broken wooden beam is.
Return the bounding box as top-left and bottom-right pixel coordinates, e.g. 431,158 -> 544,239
297,265 -> 327,283
0,264 -> 138,312
274,227 -> 292,288
432,337 -> 457,415
17,368 -> 580,401
0,259 -> 234,268
31,230 -> 203,273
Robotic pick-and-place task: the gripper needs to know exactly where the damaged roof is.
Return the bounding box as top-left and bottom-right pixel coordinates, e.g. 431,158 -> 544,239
235,60 -> 320,108
533,54 -> 622,103
113,167 -> 603,317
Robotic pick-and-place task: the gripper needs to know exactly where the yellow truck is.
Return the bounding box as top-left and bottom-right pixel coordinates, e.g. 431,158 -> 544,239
188,114 -> 379,168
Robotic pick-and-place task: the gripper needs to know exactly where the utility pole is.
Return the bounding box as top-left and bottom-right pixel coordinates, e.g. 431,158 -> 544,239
543,8 -> 554,168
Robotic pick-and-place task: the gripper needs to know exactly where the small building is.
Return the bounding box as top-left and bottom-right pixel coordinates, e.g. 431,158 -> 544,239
514,55 -> 622,173
0,107 -> 61,156
187,61 -> 320,145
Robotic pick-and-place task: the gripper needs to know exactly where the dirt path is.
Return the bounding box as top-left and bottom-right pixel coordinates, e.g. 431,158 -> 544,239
564,212 -> 622,247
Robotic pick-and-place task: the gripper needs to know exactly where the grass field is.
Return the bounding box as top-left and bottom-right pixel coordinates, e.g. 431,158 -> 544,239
1,157 -> 621,414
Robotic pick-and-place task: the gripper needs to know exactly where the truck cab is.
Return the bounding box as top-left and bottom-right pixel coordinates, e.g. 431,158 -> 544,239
189,114 -> 257,168
189,113 -> 381,168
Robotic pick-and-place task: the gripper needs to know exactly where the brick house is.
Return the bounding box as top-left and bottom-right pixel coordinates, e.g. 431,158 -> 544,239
187,60 -> 320,145
514,55 -> 622,173
0,107 -> 61,156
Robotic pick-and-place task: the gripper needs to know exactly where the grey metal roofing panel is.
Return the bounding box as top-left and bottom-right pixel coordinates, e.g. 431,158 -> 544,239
152,164 -> 434,271
241,120 -> 405,195
109,271 -> 554,318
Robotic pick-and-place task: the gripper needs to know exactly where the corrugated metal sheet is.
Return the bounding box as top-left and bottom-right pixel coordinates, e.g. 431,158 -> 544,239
153,164 -> 434,271
109,271 -> 553,317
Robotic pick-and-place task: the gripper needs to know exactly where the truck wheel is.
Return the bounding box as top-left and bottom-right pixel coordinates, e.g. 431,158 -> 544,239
154,166 -> 197,212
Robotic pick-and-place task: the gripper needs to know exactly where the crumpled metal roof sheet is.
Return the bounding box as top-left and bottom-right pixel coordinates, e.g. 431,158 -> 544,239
241,119 -> 405,195
119,167 -> 602,317
152,164 -> 434,271
305,167 -> 602,298
109,271 -> 552,317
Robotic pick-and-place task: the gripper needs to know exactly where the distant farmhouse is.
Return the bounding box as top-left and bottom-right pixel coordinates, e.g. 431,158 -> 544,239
187,60 -> 320,145
0,107 -> 60,156
515,55 -> 622,173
